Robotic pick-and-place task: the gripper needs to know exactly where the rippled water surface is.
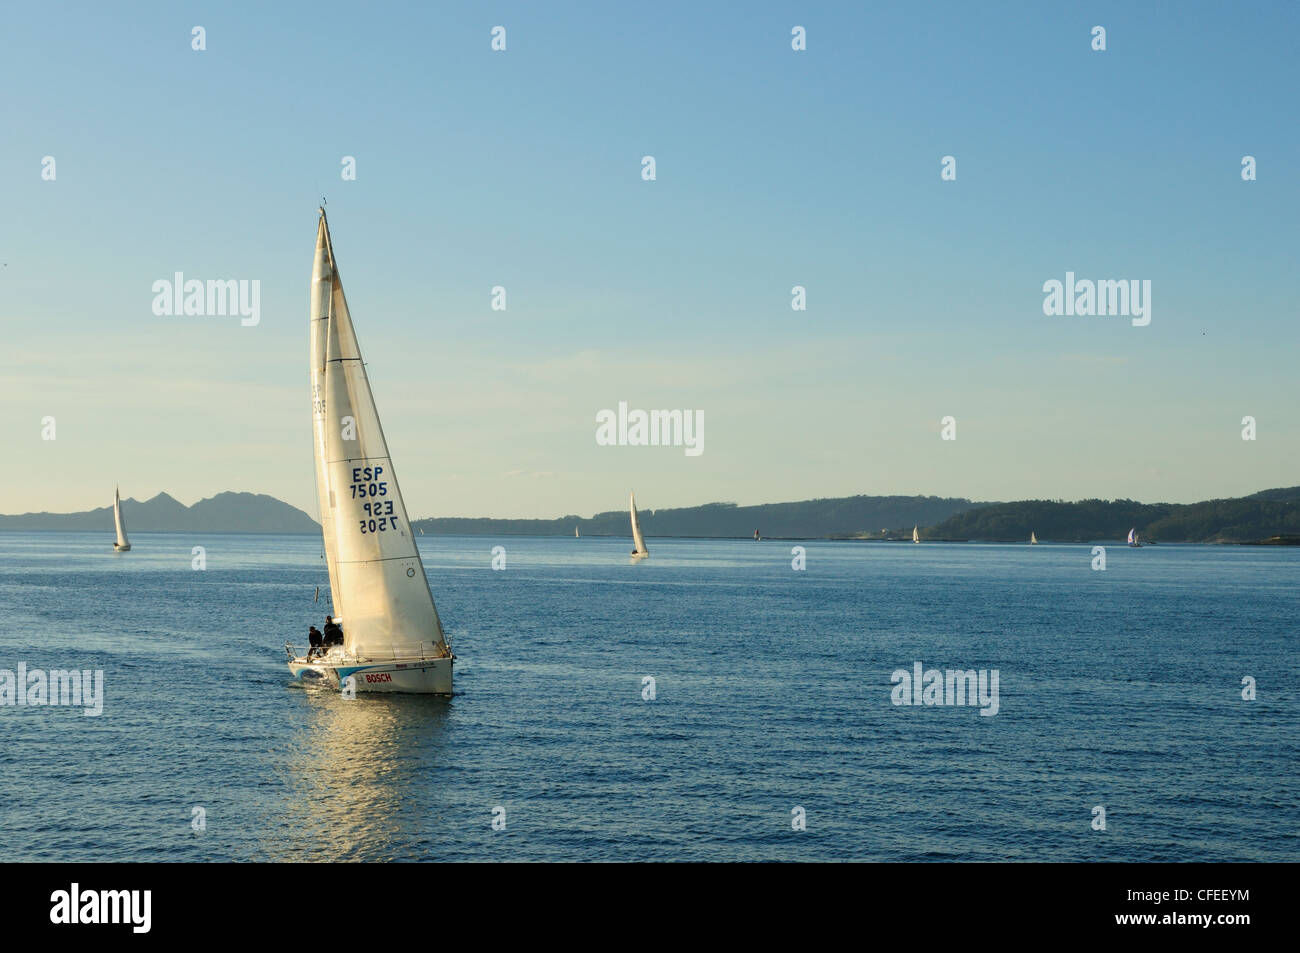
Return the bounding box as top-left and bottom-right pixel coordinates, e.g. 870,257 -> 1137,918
0,532 -> 1296,861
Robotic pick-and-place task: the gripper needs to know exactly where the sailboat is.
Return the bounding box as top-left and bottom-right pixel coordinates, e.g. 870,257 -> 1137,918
1127,528 -> 1142,548
912,525 -> 920,544
630,491 -> 648,558
753,528 -> 760,541
1030,531 -> 1038,545
112,486 -> 131,551
287,209 -> 454,694
575,526 -> 579,538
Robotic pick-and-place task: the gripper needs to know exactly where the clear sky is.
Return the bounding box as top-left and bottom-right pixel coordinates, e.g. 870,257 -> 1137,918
2,1 -> 1297,519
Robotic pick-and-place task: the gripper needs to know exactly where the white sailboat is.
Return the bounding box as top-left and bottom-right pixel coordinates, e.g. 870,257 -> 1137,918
1127,527 -> 1142,548
1030,531 -> 1038,545
630,491 -> 648,558
574,526 -> 579,538
112,486 -> 131,551
912,525 -> 920,544
287,209 -> 454,694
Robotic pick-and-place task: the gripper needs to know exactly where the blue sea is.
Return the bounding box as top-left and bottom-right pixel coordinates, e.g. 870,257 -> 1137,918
0,532 -> 1295,861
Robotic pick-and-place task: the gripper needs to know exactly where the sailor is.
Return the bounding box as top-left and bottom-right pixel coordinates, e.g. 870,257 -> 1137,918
307,625 -> 323,658
323,615 -> 344,647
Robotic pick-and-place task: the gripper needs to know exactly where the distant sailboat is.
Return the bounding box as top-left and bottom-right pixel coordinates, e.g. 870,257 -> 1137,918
575,526 -> 579,538
1127,528 -> 1142,548
754,528 -> 760,541
287,209 -> 453,694
912,525 -> 920,544
1030,531 -> 1038,545
112,486 -> 131,552
630,491 -> 648,558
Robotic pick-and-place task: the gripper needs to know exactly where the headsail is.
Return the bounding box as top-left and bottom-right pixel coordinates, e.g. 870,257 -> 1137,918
311,210 -> 447,661
113,486 -> 130,549
630,491 -> 647,555
1128,528 -> 1137,545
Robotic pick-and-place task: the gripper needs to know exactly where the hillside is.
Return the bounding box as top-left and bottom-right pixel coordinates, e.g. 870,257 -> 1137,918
0,492 -> 320,534
412,495 -> 980,538
927,487 -> 1300,543
6,486 -> 1296,542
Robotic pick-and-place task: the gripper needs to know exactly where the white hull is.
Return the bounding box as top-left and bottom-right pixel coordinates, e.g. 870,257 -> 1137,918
288,653 -> 453,694
113,543 -> 131,552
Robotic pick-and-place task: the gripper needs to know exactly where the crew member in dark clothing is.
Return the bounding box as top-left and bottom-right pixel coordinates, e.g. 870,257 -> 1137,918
322,615 -> 344,647
307,625 -> 323,659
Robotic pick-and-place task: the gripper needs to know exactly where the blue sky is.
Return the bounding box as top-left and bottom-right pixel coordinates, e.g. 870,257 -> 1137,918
2,1 -> 1297,518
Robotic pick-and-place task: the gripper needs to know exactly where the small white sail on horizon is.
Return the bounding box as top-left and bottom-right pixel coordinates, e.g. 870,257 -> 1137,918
112,486 -> 131,551
1128,527 -> 1140,547
912,525 -> 920,544
1030,531 -> 1037,545
630,491 -> 648,557
287,209 -> 452,694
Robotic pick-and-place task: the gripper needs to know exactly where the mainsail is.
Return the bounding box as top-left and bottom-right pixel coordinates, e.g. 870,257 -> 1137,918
1128,528 -> 1137,545
113,486 -> 130,549
1030,531 -> 1037,545
310,210 -> 446,661
912,525 -> 919,544
630,491 -> 647,555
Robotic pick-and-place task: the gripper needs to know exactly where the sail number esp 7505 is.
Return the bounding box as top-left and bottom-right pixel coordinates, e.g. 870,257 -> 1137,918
351,466 -> 398,534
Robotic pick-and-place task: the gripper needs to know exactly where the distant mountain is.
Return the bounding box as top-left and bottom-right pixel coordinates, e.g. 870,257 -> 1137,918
0,492 -> 319,534
9,485 -> 1294,542
412,495 -> 980,539
928,486 -> 1300,543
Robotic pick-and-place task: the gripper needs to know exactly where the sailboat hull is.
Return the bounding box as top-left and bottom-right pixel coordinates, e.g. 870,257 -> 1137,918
113,543 -> 131,552
288,656 -> 453,694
